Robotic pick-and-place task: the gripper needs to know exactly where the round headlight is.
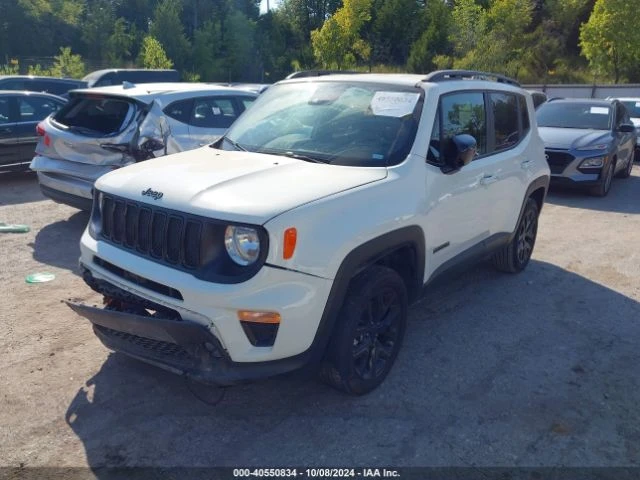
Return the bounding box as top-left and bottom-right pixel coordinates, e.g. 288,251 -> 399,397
224,226 -> 261,266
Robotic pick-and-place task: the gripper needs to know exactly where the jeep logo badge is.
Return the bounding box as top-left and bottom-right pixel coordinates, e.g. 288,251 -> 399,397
142,188 -> 163,200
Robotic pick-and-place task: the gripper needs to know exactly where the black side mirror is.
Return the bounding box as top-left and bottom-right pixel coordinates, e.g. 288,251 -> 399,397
443,134 -> 477,172
619,123 -> 635,133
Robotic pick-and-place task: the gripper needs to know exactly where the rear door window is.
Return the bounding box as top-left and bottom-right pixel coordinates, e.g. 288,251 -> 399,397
18,96 -> 63,122
53,96 -> 134,135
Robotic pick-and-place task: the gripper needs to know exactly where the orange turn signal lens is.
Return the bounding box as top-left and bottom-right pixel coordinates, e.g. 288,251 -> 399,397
283,227 -> 297,260
237,310 -> 281,324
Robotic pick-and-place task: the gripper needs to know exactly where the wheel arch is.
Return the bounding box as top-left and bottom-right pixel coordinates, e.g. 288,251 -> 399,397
510,175 -> 549,241
307,226 -> 425,364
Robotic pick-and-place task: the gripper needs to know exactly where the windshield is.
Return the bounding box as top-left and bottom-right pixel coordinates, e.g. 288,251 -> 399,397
219,81 -> 423,166
621,101 -> 640,118
536,102 -> 611,130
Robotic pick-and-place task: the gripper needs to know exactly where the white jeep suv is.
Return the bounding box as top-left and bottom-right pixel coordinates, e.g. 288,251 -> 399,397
68,70 -> 550,395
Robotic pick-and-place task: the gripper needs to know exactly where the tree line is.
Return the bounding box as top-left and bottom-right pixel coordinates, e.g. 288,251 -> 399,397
0,0 -> 636,84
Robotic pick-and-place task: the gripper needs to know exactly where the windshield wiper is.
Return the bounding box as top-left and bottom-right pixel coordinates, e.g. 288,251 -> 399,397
280,151 -> 329,164
219,136 -> 247,151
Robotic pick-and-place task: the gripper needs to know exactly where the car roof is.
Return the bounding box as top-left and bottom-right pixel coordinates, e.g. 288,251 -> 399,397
278,71 -> 523,91
611,97 -> 640,101
0,75 -> 84,83
0,90 -> 66,99
281,73 -> 427,88
69,82 -> 259,102
547,98 -> 615,106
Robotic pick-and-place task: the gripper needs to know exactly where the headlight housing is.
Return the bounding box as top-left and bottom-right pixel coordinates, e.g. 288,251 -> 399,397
225,225 -> 261,266
579,156 -> 605,168
576,143 -> 608,151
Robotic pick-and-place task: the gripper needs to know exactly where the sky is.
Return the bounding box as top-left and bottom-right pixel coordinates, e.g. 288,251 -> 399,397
259,0 -> 282,14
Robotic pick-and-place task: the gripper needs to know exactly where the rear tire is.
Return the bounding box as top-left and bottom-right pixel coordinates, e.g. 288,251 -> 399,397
319,266 -> 408,395
492,197 -> 539,273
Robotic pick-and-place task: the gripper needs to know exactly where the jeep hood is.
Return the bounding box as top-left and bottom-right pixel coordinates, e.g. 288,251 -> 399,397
95,148 -> 388,224
538,127 -> 613,150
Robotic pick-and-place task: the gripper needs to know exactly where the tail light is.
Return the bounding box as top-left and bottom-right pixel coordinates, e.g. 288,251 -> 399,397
36,122 -> 51,146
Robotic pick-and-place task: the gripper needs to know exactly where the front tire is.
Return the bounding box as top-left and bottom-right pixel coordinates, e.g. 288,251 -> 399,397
617,154 -> 633,179
319,266 -> 408,395
590,160 -> 614,196
492,197 -> 539,273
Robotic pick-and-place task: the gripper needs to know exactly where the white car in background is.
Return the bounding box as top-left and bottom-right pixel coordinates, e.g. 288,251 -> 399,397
610,97 -> 640,159
30,83 -> 258,210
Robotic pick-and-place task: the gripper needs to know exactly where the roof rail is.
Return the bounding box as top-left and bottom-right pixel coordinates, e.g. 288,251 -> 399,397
285,70 -> 362,79
423,70 -> 520,87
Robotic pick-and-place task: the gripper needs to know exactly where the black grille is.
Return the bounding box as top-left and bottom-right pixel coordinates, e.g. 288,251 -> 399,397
98,193 -> 205,271
545,150 -> 574,174
92,190 -> 269,284
96,325 -> 192,360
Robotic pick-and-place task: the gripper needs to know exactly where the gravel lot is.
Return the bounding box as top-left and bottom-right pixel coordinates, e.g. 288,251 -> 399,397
1,169 -> 640,472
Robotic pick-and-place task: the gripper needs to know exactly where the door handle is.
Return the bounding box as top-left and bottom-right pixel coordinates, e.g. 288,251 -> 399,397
480,174 -> 499,186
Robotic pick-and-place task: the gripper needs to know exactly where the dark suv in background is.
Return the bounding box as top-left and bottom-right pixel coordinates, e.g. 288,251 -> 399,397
0,91 -> 66,172
82,69 -> 180,88
536,98 -> 635,196
0,76 -> 86,96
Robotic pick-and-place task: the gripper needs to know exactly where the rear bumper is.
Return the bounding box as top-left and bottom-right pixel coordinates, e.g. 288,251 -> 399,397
30,155 -> 116,210
40,184 -> 93,210
67,300 -> 311,385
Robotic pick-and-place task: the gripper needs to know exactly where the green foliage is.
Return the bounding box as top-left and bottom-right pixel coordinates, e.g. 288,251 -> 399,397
407,0 -> 453,73
0,61 -> 19,75
50,46 -> 85,78
106,18 -> 136,66
0,0 -> 633,84
580,0 -> 640,83
149,0 -> 191,70
311,0 -> 373,69
82,0 -> 116,61
450,0 -> 534,79
28,64 -> 53,76
139,36 -> 173,69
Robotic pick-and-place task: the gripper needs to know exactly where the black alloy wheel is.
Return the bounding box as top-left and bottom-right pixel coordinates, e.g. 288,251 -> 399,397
320,265 -> 408,395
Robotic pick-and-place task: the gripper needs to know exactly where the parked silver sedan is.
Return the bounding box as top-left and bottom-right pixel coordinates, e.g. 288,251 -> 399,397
30,82 -> 258,210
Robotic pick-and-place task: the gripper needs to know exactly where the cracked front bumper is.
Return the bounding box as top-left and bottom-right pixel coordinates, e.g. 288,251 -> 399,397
67,300 -> 311,385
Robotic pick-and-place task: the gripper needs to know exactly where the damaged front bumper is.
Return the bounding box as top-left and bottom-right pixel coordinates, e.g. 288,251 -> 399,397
66,272 -> 312,385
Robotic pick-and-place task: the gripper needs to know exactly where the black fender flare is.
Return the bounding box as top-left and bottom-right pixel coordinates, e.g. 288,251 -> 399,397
509,175 -> 550,241
306,226 -> 426,364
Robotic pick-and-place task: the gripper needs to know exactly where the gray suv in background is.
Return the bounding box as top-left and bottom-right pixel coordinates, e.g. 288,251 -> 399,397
536,98 -> 635,197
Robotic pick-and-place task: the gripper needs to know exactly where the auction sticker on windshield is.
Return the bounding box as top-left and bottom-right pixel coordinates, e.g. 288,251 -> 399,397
590,107 -> 609,115
371,92 -> 420,117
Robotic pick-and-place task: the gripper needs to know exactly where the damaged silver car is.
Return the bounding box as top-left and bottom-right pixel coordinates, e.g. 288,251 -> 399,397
30,82 -> 258,210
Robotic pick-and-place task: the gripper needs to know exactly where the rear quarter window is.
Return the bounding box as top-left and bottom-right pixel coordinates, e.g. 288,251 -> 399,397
53,96 -> 134,135
491,92 -> 520,151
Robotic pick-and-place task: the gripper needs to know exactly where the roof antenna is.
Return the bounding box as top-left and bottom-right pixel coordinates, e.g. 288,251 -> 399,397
122,81 -> 136,89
